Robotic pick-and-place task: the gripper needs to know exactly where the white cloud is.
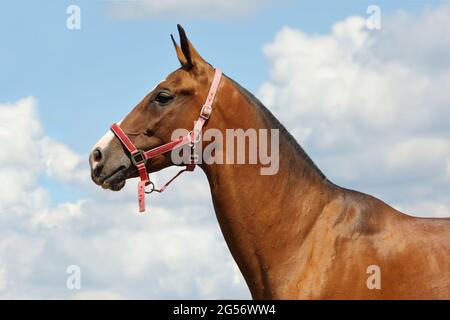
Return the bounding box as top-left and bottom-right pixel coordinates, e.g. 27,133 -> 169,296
31,200 -> 85,229
258,5 -> 450,217
396,201 -> 450,218
0,267 -> 6,291
40,137 -> 89,188
0,97 -> 44,213
105,0 -> 272,20
0,98 -> 248,299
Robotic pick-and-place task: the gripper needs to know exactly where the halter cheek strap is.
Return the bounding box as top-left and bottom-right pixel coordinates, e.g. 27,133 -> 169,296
110,68 -> 222,213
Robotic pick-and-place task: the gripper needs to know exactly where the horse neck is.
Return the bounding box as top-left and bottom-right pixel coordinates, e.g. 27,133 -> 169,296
199,76 -> 337,298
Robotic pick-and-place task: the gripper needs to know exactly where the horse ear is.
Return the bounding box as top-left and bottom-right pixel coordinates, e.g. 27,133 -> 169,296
174,24 -> 207,70
171,34 -> 189,67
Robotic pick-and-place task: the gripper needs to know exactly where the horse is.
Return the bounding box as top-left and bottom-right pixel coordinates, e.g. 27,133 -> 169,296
89,25 -> 450,299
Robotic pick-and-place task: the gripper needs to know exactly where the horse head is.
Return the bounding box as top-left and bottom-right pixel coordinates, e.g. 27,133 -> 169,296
89,25 -> 219,192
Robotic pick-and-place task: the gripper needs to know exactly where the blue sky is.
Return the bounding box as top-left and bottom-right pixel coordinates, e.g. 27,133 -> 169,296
1,1 -> 450,299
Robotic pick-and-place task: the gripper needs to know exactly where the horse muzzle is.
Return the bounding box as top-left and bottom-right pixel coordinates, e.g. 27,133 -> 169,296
89,146 -> 129,191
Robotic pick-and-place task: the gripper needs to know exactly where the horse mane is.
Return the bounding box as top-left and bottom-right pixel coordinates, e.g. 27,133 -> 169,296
226,75 -> 328,181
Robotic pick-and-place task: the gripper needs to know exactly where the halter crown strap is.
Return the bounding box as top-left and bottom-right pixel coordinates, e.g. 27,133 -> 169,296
110,68 -> 222,213
201,68 -> 222,118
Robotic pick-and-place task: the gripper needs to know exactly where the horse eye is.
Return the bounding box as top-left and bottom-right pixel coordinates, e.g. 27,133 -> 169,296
155,91 -> 173,105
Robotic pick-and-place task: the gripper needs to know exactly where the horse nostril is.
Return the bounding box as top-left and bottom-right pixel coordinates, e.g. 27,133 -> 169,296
91,148 -> 105,173
93,148 -> 103,162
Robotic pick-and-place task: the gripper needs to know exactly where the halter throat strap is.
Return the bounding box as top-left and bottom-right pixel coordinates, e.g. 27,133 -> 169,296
110,68 -> 222,213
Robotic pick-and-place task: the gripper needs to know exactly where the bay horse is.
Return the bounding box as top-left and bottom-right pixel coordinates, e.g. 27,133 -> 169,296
89,25 -> 450,299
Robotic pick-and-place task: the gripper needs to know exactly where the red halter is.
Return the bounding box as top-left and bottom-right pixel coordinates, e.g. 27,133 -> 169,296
110,68 -> 222,213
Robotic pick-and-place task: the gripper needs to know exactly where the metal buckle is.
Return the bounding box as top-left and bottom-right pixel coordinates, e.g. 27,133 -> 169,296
200,104 -> 212,120
131,150 -> 147,167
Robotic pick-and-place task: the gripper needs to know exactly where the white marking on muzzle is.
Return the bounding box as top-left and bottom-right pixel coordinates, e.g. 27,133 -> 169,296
91,119 -> 123,169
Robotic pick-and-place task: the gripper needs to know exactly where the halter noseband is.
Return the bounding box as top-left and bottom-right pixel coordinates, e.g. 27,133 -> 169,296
110,68 -> 222,213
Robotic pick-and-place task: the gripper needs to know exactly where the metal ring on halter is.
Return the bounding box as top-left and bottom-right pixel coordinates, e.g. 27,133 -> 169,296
145,181 -> 156,194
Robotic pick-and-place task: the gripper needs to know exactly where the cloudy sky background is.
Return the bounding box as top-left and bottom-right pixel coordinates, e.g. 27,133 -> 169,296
1,0 -> 450,299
